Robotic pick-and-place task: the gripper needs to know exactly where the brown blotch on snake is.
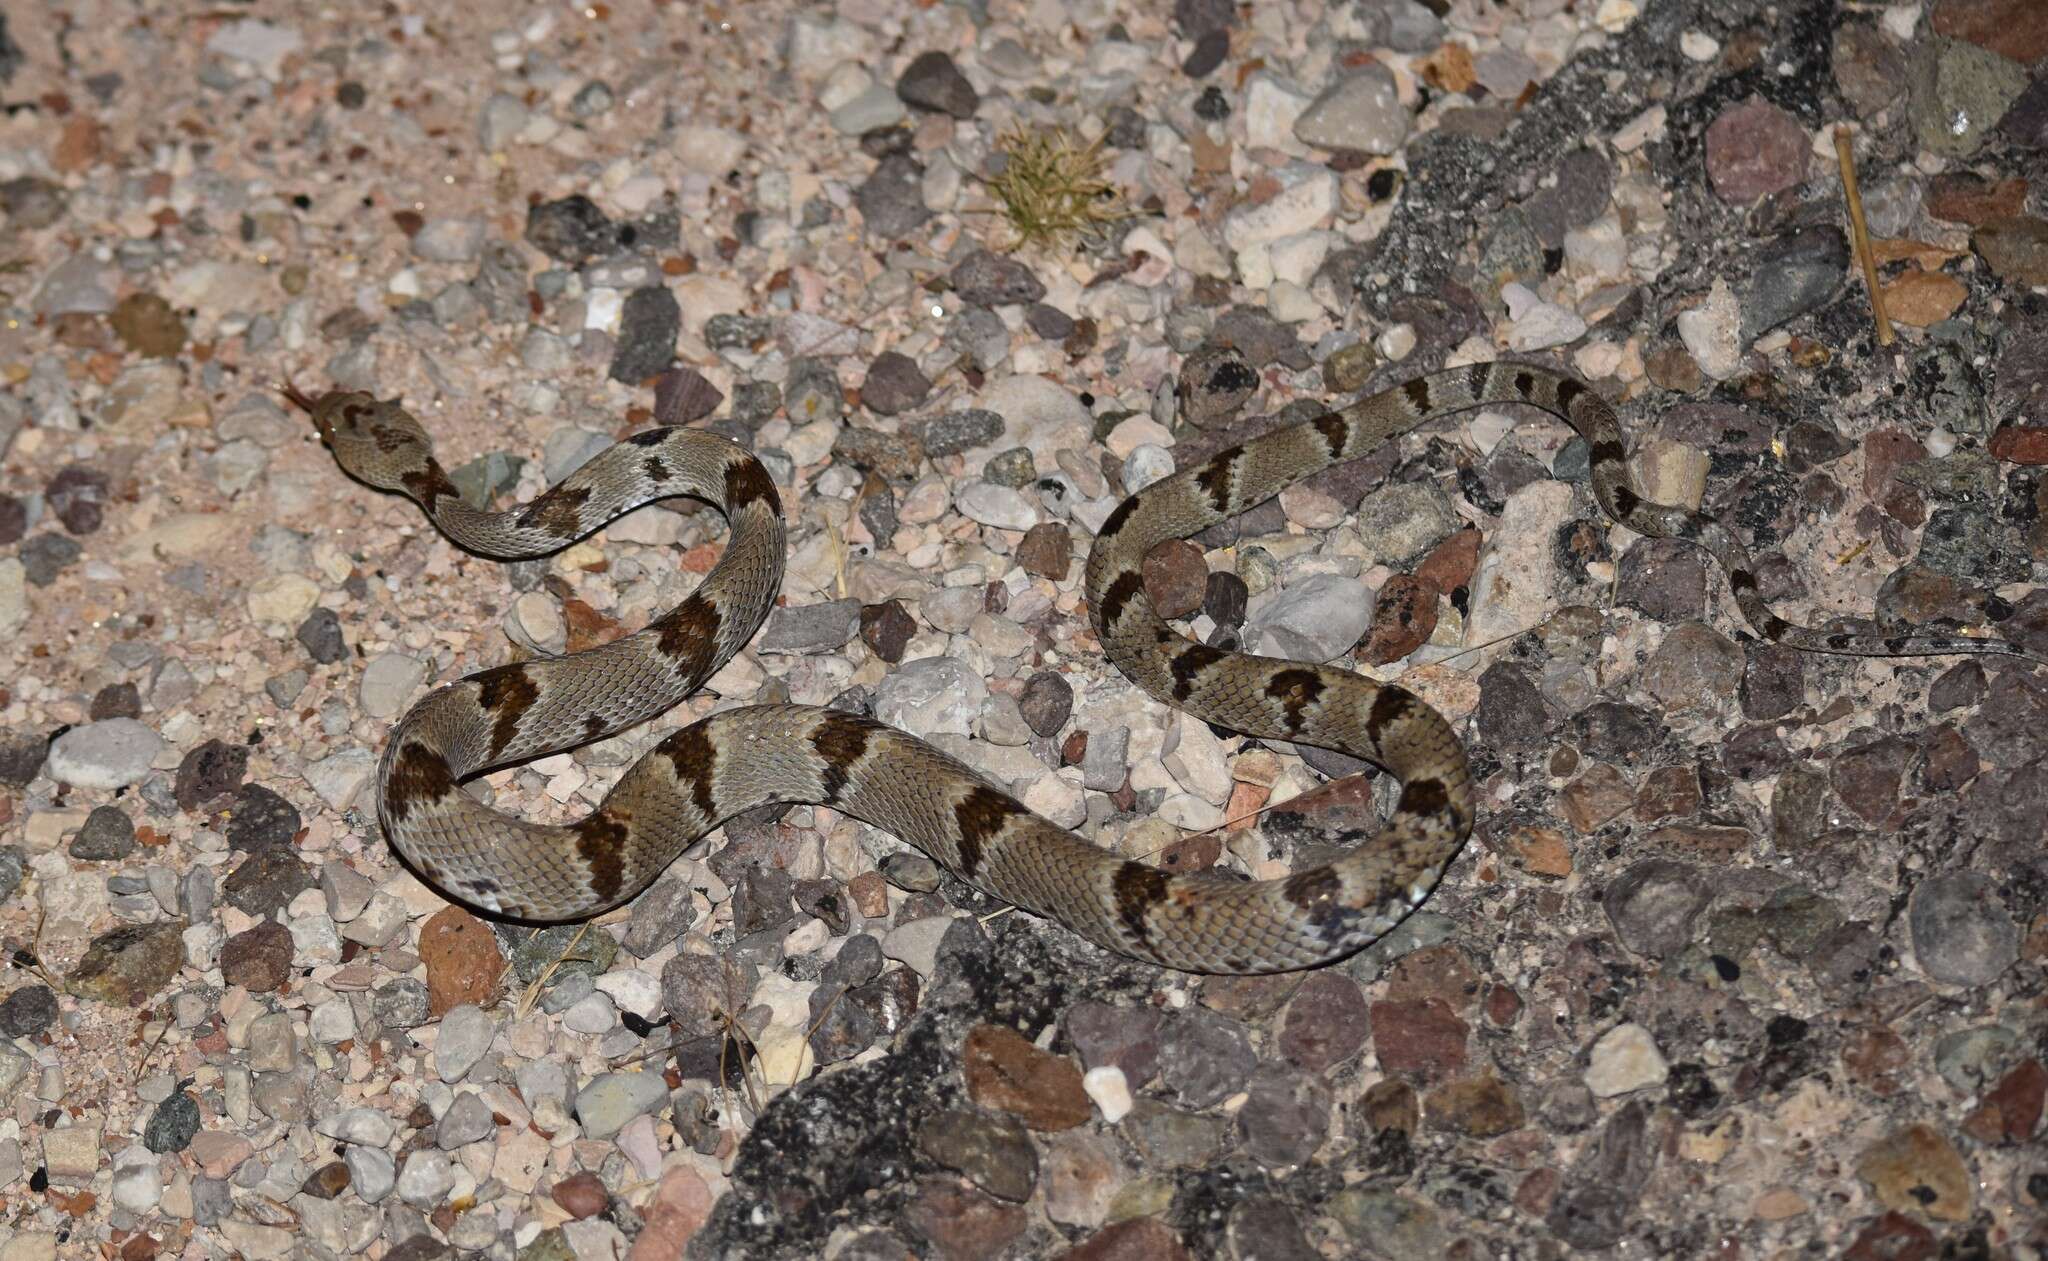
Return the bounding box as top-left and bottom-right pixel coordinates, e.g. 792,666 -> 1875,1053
1096,570 -> 1147,629
810,712 -> 872,803
1193,448 -> 1239,514
1281,864 -> 1343,916
1364,686 -> 1417,744
1168,642 -> 1230,701
384,742 -> 457,826
518,484 -> 594,540
475,665 -> 542,763
660,723 -> 721,820
1312,412 -> 1349,457
400,466 -> 461,512
1398,777 -> 1453,819
1112,861 -> 1172,950
1265,668 -> 1325,734
652,594 -> 723,668
571,812 -> 630,905
1096,496 -> 1140,540
724,458 -> 780,512
952,786 -> 1023,881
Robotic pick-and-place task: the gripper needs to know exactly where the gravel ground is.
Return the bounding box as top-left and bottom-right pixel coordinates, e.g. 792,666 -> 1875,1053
0,0 -> 2044,1258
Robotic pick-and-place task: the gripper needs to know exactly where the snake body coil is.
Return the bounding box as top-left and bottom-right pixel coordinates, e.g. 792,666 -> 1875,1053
300,364 -> 2035,973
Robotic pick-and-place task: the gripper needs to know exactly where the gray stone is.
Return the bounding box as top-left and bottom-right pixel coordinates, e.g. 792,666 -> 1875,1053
45,719 -> 163,789
1908,870 -> 2019,986
575,1072 -> 670,1140
875,657 -> 989,738
344,1144 -> 396,1204
433,1004 -> 496,1083
1249,573 -> 1373,662
1293,64 -> 1409,154
412,218 -> 487,263
396,1148 -> 455,1209
436,1091 -> 495,1149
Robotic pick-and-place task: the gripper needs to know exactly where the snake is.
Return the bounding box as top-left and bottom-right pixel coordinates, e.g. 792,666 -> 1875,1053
291,362 -> 2039,974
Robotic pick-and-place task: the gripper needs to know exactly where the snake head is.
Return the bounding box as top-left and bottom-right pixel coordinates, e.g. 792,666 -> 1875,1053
281,383 -> 435,491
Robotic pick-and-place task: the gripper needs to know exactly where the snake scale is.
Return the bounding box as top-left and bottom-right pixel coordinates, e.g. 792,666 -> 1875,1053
294,362 -> 2038,974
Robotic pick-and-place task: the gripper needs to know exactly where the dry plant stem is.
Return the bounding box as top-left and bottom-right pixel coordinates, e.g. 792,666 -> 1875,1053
1835,125 -> 1894,347
131,1018 -> 174,1086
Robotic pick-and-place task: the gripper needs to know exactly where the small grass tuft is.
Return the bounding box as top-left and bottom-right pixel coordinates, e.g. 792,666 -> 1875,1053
983,125 -> 1133,252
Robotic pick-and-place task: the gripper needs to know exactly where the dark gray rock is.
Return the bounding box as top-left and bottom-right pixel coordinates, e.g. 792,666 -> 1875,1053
609,286 -> 681,383
69,805 -> 135,860
857,155 -> 930,240
896,52 -> 978,119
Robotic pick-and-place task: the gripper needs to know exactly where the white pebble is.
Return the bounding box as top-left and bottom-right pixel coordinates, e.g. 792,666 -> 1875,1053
1022,771 -> 1088,829
1082,1066 -> 1132,1122
1585,1022 -> 1669,1097
1122,445 -> 1176,493
956,482 -> 1039,531
1500,283 -> 1588,352
1676,278 -> 1744,380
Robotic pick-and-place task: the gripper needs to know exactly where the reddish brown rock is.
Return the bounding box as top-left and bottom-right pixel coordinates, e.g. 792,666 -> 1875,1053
1882,270 -> 1968,329
1990,425 -> 2048,464
962,1023 -> 1091,1130
551,1171 -> 609,1219
1633,764 -> 1701,822
902,1179 -> 1029,1261
563,598 -> 626,653
1483,983 -> 1524,1028
1382,943 -> 1481,1011
1974,216 -> 2048,286
1514,1167 -> 1561,1217
1926,173 -> 2029,225
1840,1025 -> 1911,1096
1415,524 -> 1481,594
1645,343 -> 1704,393
1056,1217 -> 1193,1261
1963,1058 -> 2045,1144
1863,428 -> 1928,526
1560,763 -> 1633,832
1358,573 -> 1439,664
1278,972 -> 1370,1072
1015,521 -> 1073,581
1370,997 -> 1470,1080
1504,822 -> 1572,879
626,1166 -> 713,1261
848,869 -> 891,918
1198,973 -> 1295,1021
219,921 -> 294,993
1704,95 -> 1811,204
1140,539 -> 1208,619
1361,1079 -> 1420,1135
859,599 -> 915,663
420,905 -> 507,1017
1841,1212 -> 1935,1261
1932,0 -> 2048,65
